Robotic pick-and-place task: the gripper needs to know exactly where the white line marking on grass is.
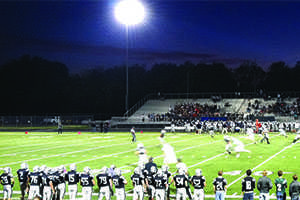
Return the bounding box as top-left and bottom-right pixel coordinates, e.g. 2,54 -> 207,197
0,140 -> 113,157
227,143 -> 294,188
0,139 -> 157,167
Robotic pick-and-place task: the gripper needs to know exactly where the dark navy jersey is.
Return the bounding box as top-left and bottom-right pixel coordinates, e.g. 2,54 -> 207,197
48,173 -> 58,186
191,175 -> 206,189
112,175 -> 126,189
17,168 -> 29,183
96,174 -> 111,188
242,176 -> 256,192
80,173 -> 94,187
57,172 -> 65,184
131,173 -> 144,186
65,171 -> 80,185
173,175 -> 188,188
29,172 -> 42,186
145,173 -> 155,186
145,162 -> 157,173
0,173 -> 13,186
154,175 -> 167,189
213,177 -> 227,191
41,174 -> 52,187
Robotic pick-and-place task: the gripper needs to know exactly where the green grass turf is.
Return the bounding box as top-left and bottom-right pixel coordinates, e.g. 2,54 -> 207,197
0,131 -> 299,199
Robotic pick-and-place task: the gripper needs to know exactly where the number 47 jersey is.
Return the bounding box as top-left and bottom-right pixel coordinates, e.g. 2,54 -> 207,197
242,176 -> 256,192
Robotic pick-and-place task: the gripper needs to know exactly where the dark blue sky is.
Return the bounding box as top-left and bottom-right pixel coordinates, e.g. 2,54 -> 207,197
1,0 -> 300,72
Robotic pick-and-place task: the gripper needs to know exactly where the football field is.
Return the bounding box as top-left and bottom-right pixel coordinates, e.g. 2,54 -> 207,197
0,131 -> 300,199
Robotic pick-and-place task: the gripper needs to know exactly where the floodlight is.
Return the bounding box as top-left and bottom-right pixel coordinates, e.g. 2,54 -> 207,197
114,0 -> 145,26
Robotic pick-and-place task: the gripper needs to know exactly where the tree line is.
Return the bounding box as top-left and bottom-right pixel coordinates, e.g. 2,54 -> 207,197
1,55 -> 299,117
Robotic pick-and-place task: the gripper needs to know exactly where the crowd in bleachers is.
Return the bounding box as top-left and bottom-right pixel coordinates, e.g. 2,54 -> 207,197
246,98 -> 300,118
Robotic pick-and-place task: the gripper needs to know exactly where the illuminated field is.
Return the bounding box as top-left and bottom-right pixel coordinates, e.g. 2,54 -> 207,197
0,132 -> 299,199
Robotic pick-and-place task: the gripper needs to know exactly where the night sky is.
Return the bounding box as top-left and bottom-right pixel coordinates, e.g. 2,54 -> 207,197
1,0 -> 300,72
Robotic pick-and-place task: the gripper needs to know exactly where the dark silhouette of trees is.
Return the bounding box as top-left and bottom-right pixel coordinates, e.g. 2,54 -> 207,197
0,55 -> 299,117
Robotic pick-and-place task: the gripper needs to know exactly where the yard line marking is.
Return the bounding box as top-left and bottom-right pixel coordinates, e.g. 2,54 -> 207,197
0,138 -> 158,167
0,135 -> 116,151
227,143 -> 294,188
0,139 -> 114,157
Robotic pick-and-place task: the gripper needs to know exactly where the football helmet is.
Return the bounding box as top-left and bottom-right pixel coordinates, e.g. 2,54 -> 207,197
70,163 -> 77,171
150,166 -> 157,174
21,162 -> 28,169
134,167 -> 140,175
4,167 -> 10,173
115,168 -> 121,176
195,169 -> 202,176
178,168 -> 185,175
157,169 -> 163,176
33,166 -> 40,173
101,166 -> 108,174
40,165 -> 47,172
84,166 -> 91,174
162,165 -> 169,172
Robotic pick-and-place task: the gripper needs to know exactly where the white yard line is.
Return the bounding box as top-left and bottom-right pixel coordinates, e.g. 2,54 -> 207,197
227,143 -> 294,188
0,139 -> 114,157
0,138 -> 158,167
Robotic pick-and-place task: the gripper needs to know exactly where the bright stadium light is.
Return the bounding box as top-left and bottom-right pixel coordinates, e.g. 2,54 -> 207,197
114,0 -> 146,117
114,0 -> 145,26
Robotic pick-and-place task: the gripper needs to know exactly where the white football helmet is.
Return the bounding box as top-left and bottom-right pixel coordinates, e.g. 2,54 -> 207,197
21,162 -> 28,169
33,166 -> 40,173
178,168 -> 185,175
84,166 -> 91,174
101,166 -> 108,174
4,167 -> 10,173
40,165 -> 47,172
115,168 -> 121,176
134,167 -> 140,175
157,169 -> 163,176
70,163 -> 77,171
162,165 -> 169,172
195,169 -> 202,176
150,166 -> 157,174
59,165 -> 65,173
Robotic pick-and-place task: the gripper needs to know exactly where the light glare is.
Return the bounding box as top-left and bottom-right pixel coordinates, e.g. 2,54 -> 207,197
114,0 -> 145,26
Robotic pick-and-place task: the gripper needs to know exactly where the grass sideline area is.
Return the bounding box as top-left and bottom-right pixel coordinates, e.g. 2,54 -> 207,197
0,131 -> 299,199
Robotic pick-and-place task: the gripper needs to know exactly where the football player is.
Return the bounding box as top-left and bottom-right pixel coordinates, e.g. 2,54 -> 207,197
17,163 -> 30,200
131,167 -> 145,200
41,168 -> 55,200
171,168 -> 189,200
131,127 -> 136,143
153,169 -> 168,200
176,159 -> 188,175
79,167 -> 95,200
224,136 -> 250,158
241,169 -> 256,200
0,167 -> 14,200
65,164 -> 79,200
292,134 -> 300,144
28,166 -> 42,200
112,168 -> 127,200
159,129 -> 166,143
162,165 -> 172,200
260,128 -> 270,144
162,143 -> 177,164
96,166 -> 113,200
136,143 -> 148,167
191,169 -> 206,200
213,171 -> 227,200
278,129 -> 288,138
145,166 -> 156,200
56,166 -> 66,200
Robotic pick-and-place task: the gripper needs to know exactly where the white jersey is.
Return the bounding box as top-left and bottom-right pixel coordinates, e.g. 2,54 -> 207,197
231,137 -> 250,153
162,143 -> 177,164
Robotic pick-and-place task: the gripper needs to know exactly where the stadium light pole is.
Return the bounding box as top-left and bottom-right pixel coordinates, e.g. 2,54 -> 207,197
114,0 -> 145,117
